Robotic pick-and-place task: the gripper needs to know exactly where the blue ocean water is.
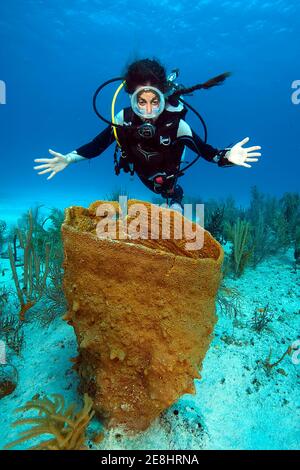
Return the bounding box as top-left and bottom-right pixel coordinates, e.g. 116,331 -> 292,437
1,0 -> 299,215
0,0 -> 299,452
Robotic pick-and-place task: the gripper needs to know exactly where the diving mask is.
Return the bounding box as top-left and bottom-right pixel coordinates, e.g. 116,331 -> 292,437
130,86 -> 165,120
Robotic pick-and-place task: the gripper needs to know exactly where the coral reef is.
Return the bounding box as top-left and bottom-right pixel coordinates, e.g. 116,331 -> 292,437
61,199 -> 223,432
5,393 -> 94,450
263,346 -> 293,373
8,210 -> 50,321
251,304 -> 273,332
0,313 -> 24,355
217,284 -> 241,320
0,364 -> 18,399
7,207 -> 65,324
224,218 -> 252,277
0,219 -> 7,276
206,206 -> 225,244
294,226 -> 300,270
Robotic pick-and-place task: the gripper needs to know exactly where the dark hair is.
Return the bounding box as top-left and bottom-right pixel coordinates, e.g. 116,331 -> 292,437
123,58 -> 168,94
123,58 -> 232,104
170,72 -> 232,100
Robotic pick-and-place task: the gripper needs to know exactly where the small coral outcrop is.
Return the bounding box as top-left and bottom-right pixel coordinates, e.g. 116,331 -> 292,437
5,393 -> 94,450
62,200 -> 223,432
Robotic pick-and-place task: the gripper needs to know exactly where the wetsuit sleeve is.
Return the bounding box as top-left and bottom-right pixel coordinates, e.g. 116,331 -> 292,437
176,120 -> 234,168
75,110 -> 124,159
75,125 -> 115,159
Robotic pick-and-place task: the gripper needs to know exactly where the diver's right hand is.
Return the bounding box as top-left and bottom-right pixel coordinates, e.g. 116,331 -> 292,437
34,149 -> 71,180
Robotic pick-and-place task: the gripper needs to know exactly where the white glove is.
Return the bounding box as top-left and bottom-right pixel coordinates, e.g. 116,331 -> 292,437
225,137 -> 261,168
34,149 -> 86,180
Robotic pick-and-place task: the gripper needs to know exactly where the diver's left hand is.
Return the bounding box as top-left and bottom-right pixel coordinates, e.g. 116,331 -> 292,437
226,137 -> 261,168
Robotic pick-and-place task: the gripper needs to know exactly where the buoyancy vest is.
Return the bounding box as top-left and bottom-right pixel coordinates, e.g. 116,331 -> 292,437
115,106 -> 188,179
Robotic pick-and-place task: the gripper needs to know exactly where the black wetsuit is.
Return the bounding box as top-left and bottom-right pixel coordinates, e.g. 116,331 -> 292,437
76,106 -> 232,206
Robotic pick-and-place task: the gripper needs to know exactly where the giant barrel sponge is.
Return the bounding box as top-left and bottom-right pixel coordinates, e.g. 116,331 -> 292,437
62,199 -> 223,432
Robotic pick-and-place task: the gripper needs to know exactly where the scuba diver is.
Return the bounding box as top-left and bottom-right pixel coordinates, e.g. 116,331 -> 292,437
34,58 -> 261,212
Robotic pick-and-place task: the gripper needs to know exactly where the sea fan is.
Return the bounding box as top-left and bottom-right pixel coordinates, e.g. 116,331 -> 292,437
5,393 -> 94,450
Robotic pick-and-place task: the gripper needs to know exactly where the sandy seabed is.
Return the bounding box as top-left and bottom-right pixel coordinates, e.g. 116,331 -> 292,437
0,236 -> 299,450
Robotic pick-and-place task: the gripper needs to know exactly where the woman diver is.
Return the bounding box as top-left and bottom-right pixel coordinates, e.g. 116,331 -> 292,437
33,58 -> 261,212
